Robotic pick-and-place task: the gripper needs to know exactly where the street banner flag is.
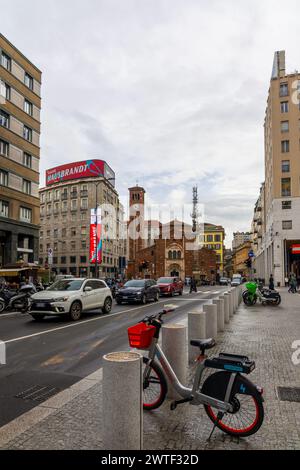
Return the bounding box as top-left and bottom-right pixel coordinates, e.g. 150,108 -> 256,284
89,208 -> 102,264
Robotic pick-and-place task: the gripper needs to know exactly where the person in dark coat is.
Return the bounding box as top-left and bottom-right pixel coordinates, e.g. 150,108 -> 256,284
269,274 -> 275,291
189,276 -> 198,293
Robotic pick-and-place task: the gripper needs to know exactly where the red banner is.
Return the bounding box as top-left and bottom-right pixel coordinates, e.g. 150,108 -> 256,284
46,160 -> 115,186
89,208 -> 102,264
292,244 -> 300,255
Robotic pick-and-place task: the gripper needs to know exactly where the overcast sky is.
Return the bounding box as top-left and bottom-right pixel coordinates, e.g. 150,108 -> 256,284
2,0 -> 300,246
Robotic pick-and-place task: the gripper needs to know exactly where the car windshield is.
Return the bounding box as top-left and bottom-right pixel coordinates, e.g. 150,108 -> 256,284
47,280 -> 84,291
124,280 -> 145,288
157,278 -> 173,284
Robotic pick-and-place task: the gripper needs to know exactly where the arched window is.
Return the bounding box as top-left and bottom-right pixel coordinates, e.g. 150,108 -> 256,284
177,251 -> 181,259
168,251 -> 172,259
173,251 -> 177,259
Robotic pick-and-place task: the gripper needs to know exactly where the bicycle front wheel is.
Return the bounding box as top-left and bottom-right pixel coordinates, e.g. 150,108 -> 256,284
143,357 -> 167,410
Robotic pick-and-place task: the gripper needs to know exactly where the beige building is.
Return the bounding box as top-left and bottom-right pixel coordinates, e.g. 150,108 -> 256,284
0,33 -> 41,266
254,51 -> 300,285
232,231 -> 252,250
39,165 -> 126,278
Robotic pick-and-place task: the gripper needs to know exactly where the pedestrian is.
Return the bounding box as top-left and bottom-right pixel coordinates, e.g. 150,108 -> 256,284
269,274 -> 275,291
288,273 -> 297,293
189,276 -> 197,294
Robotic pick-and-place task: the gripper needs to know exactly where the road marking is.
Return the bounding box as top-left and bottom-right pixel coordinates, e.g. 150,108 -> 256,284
3,296 -> 204,345
0,312 -> 22,319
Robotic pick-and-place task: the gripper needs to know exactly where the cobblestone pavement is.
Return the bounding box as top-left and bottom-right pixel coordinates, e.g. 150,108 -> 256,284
2,290 -> 300,450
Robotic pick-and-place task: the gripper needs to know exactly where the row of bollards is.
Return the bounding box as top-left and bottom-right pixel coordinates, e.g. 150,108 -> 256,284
102,285 -> 244,450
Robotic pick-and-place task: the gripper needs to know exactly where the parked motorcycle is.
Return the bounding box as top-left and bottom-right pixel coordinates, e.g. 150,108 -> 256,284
0,287 -> 18,313
243,282 -> 281,306
7,284 -> 37,313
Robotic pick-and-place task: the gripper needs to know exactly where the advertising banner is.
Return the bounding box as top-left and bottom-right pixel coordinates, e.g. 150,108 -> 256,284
46,160 -> 115,187
89,208 -> 102,264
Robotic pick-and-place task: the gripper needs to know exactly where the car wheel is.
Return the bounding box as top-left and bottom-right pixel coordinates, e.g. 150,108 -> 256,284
69,301 -> 82,321
102,297 -> 112,314
141,294 -> 147,305
31,314 -> 45,321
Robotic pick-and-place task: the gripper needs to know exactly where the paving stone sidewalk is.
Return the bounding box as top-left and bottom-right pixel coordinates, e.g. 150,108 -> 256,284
2,290 -> 300,450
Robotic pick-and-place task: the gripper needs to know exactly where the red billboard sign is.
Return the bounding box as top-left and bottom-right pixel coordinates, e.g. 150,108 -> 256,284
89,208 -> 102,264
46,160 -> 115,187
292,244 -> 300,255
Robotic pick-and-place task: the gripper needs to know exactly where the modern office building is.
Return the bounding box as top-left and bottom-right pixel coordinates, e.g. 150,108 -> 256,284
39,160 -> 126,278
0,33 -> 41,266
254,51 -> 300,285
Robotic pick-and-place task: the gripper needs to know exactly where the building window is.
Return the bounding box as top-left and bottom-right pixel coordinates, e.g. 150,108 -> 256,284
0,169 -> 8,186
81,240 -> 87,249
80,212 -> 87,220
41,193 -> 45,204
0,139 -> 9,157
20,207 -> 32,223
62,201 -> 67,212
22,179 -> 31,195
23,153 -> 32,168
70,256 -> 76,264
281,160 -> 290,173
24,99 -> 33,116
215,234 -> 221,242
281,121 -> 289,133
282,201 -> 292,210
80,256 -> 87,264
282,220 -> 292,230
24,73 -> 33,90
71,228 -> 76,237
71,199 -> 77,211
47,192 -> 52,202
281,140 -> 290,153
280,83 -> 288,97
0,82 -> 10,100
71,241 -> 76,251
23,126 -> 32,142
0,200 -> 9,217
61,256 -> 66,264
207,235 -> 213,242
54,229 -> 58,238
0,110 -> 9,128
1,52 -> 11,71
81,226 -> 87,236
281,178 -> 291,197
54,189 -> 60,200
62,228 -> 67,237
81,198 -> 88,210
280,101 -> 289,113
46,204 -> 52,216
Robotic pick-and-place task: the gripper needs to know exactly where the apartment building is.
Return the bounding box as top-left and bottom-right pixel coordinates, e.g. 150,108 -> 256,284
254,51 -> 300,285
203,223 -> 226,275
232,231 -> 252,250
0,34 -> 41,266
39,160 -> 126,278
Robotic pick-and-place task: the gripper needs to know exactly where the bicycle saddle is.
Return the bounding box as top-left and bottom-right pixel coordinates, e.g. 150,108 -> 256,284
190,338 -> 216,351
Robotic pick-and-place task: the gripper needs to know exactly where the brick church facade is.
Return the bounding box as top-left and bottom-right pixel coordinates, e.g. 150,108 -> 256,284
127,186 -> 217,281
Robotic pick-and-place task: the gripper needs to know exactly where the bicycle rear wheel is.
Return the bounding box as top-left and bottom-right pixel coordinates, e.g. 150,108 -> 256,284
143,357 -> 167,410
204,392 -> 264,437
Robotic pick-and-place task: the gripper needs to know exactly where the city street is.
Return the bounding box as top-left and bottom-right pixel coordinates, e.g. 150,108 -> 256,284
0,287 -> 226,429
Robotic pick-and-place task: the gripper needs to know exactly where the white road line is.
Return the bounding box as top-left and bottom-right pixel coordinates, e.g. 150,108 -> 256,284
0,312 -> 21,318
3,296 -> 204,345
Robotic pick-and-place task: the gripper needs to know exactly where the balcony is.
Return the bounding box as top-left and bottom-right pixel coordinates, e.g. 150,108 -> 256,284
80,190 -> 88,197
61,194 -> 68,201
70,191 -> 78,199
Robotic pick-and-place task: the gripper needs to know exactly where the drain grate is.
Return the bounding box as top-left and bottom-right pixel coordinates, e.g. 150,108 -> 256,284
15,385 -> 61,402
277,387 -> 300,403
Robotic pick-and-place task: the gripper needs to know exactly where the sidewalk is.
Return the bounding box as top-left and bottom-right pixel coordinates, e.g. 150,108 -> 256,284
1,290 -> 300,450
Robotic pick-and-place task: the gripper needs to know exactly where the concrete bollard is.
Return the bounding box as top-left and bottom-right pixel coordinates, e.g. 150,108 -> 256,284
162,324 -> 187,399
213,298 -> 225,332
228,291 -> 234,318
239,286 -> 243,305
103,351 -> 143,450
233,288 -> 238,313
223,293 -> 230,324
188,311 -> 206,363
203,304 -> 218,339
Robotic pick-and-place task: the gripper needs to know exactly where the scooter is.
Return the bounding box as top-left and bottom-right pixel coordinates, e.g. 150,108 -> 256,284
0,287 -> 17,313
7,284 -> 37,313
243,281 -> 281,306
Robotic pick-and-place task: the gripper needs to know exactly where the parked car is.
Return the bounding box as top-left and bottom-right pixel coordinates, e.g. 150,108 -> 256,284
219,277 -> 230,286
231,277 -> 242,287
116,279 -> 160,305
30,278 -> 113,322
157,277 -> 184,297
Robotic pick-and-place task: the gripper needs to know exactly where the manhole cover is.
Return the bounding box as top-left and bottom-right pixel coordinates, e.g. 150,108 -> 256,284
277,387 -> 300,403
15,385 -> 61,402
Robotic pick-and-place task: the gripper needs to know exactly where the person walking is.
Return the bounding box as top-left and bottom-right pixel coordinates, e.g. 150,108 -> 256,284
269,274 -> 275,291
288,273 -> 297,293
189,276 -> 198,294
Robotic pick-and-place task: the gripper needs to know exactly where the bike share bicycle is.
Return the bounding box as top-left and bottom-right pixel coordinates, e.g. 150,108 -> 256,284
128,306 -> 264,439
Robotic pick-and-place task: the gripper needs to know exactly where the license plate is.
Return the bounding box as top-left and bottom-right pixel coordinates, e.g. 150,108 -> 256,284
36,303 -> 46,308
123,296 -> 128,299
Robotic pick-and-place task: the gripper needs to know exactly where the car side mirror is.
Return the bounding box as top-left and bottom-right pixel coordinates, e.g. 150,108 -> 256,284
84,286 -> 93,292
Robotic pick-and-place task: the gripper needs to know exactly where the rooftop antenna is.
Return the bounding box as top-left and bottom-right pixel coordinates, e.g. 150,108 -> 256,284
191,186 -> 199,233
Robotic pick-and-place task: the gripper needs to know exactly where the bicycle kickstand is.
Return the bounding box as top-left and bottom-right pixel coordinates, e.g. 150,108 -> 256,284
207,412 -> 224,442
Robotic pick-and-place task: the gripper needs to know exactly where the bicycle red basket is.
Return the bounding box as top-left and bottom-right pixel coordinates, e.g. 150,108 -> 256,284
128,322 -> 156,349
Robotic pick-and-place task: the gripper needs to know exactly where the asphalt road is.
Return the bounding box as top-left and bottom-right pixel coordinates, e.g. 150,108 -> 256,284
0,286 -> 227,428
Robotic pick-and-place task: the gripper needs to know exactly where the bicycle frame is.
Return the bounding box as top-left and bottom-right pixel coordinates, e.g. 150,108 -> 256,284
144,337 -> 234,413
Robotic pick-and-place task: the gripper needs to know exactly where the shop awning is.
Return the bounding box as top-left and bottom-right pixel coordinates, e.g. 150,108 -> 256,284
0,268 -> 28,277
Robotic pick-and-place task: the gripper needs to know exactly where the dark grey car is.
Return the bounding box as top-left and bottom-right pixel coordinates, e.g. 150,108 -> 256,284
116,279 -> 160,305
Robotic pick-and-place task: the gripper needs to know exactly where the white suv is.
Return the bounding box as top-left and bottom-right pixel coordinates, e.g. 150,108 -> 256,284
30,278 -> 113,321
